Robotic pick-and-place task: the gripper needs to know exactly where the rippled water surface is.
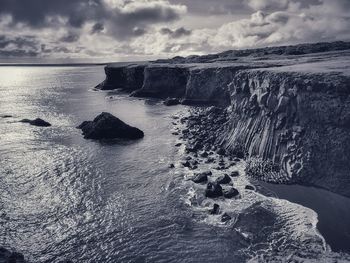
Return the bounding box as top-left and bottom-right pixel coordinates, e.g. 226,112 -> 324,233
0,66 -> 346,262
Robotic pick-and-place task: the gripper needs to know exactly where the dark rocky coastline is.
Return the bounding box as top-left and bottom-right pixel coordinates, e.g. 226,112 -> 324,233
95,41 -> 350,198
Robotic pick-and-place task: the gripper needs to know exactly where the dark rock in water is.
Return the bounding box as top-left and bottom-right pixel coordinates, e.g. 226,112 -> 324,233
77,112 -> 144,140
175,143 -> 182,147
216,174 -> 231,184
9,252 -> 25,263
221,213 -> 232,222
1,114 -> 12,118
223,188 -> 239,198
205,182 -> 223,198
172,132 -> 179,135
169,163 -> 175,168
209,203 -> 220,215
20,118 -> 51,127
181,161 -> 191,168
230,171 -> 240,177
217,148 -> 226,155
164,98 -> 180,106
192,173 -> 208,184
233,158 -> 241,162
200,151 -> 209,157
245,185 -> 255,191
202,170 -> 213,176
0,247 -> 25,263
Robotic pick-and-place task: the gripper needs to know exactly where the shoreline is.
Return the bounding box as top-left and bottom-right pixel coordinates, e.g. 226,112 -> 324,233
170,104 -> 350,259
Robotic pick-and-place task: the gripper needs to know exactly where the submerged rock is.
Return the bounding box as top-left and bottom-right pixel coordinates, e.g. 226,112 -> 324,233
223,188 -> 239,198
230,171 -> 240,177
164,98 -> 180,106
77,112 -> 144,140
20,118 -> 51,127
0,114 -> 12,118
0,247 -> 25,263
221,213 -> 232,222
205,182 -> 223,198
245,185 -> 255,191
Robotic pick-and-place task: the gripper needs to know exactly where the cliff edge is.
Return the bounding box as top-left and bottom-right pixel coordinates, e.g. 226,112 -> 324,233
96,41 -> 350,197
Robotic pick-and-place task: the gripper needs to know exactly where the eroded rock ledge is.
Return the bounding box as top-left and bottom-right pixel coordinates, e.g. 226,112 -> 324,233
96,41 -> 350,197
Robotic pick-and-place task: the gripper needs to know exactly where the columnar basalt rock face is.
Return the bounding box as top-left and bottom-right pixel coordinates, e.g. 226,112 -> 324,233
223,69 -> 350,196
182,67 -> 234,106
131,65 -> 190,98
96,64 -> 146,91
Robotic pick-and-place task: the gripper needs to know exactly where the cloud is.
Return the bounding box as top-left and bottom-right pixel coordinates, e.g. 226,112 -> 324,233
0,35 -> 39,57
91,22 -> 104,34
59,33 -> 80,43
247,0 -> 289,11
0,0 -> 187,39
0,0 -> 349,61
208,0 -> 350,49
160,27 -> 191,38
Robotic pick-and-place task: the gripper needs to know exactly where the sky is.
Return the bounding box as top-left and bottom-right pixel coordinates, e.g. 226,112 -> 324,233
0,0 -> 350,63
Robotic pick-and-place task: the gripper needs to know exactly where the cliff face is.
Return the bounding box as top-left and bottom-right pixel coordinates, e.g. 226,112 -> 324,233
131,65 -> 189,98
96,42 -> 350,197
95,64 -> 146,91
223,69 -> 350,196
183,67 -> 234,106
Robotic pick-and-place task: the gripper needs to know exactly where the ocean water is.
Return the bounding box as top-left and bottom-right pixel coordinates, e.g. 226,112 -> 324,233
0,66 -> 347,262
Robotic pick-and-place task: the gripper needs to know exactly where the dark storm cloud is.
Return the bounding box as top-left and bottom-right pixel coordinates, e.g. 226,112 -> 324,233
91,22 -> 104,34
59,33 -> 80,43
132,27 -> 147,36
0,35 -> 39,57
0,0 -> 99,28
0,0 -> 186,39
160,27 -> 191,38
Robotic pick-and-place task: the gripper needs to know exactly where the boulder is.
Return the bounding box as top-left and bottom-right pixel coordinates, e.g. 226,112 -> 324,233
20,118 -> 51,127
192,173 -> 208,184
209,203 -> 220,215
223,188 -> 239,198
205,182 -> 223,198
230,171 -> 240,177
77,112 -> 144,140
164,98 -> 180,106
221,213 -> 232,222
245,185 -> 255,191
216,174 -> 231,184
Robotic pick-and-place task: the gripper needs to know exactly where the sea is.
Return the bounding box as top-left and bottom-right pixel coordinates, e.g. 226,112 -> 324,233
0,66 -> 349,263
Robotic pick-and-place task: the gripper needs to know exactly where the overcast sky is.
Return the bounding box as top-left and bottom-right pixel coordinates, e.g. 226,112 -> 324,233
0,0 -> 350,62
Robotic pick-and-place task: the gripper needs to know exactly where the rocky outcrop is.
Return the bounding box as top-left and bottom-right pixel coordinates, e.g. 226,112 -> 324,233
77,112 -> 144,140
96,64 -> 146,91
20,118 -> 51,127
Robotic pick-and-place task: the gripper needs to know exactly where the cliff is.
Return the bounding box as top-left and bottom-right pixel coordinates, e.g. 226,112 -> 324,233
224,67 -> 350,196
96,41 -> 350,197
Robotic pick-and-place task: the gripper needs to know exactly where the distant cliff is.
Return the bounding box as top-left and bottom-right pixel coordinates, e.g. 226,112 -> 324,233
95,41 -> 350,197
